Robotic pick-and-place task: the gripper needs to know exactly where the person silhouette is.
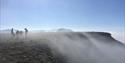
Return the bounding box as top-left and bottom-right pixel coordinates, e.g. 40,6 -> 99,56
11,28 -> 15,36
16,30 -> 19,35
24,28 -> 28,35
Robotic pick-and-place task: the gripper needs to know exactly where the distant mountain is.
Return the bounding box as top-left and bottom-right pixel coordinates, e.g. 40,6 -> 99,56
56,28 -> 73,32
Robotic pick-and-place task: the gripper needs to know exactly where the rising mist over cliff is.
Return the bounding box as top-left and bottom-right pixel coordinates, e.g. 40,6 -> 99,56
0,31 -> 125,63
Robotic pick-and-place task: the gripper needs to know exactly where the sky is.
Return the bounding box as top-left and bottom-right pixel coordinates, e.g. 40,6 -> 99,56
0,0 -> 125,41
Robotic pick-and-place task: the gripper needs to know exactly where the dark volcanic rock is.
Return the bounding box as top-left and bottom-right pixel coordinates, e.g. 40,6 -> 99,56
0,41 -> 66,63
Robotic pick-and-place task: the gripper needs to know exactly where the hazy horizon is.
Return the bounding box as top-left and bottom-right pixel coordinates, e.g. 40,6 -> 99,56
0,0 -> 125,42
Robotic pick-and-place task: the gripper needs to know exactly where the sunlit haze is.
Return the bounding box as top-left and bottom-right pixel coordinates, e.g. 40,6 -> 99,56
0,0 -> 125,42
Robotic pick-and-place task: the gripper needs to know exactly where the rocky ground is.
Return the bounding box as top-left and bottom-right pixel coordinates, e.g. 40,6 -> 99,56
0,40 -> 66,63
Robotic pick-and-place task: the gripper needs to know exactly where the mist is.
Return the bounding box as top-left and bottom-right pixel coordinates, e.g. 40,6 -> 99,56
0,31 -> 125,63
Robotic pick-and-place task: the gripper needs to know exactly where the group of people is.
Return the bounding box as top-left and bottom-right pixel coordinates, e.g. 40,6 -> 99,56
11,28 -> 28,36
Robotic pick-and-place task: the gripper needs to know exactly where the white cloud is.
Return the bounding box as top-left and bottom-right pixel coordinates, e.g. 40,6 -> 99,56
111,31 -> 125,44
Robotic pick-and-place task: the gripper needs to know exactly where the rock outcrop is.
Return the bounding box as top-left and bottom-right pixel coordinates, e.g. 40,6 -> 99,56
0,32 -> 125,63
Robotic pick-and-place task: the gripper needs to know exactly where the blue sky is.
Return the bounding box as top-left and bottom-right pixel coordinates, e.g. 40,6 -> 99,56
0,0 -> 125,32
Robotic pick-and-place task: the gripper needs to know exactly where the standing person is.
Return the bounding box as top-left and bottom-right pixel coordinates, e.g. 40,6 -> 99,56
15,30 -> 20,39
24,28 -> 28,38
11,28 -> 15,36
24,28 -> 28,35
16,30 -> 19,35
